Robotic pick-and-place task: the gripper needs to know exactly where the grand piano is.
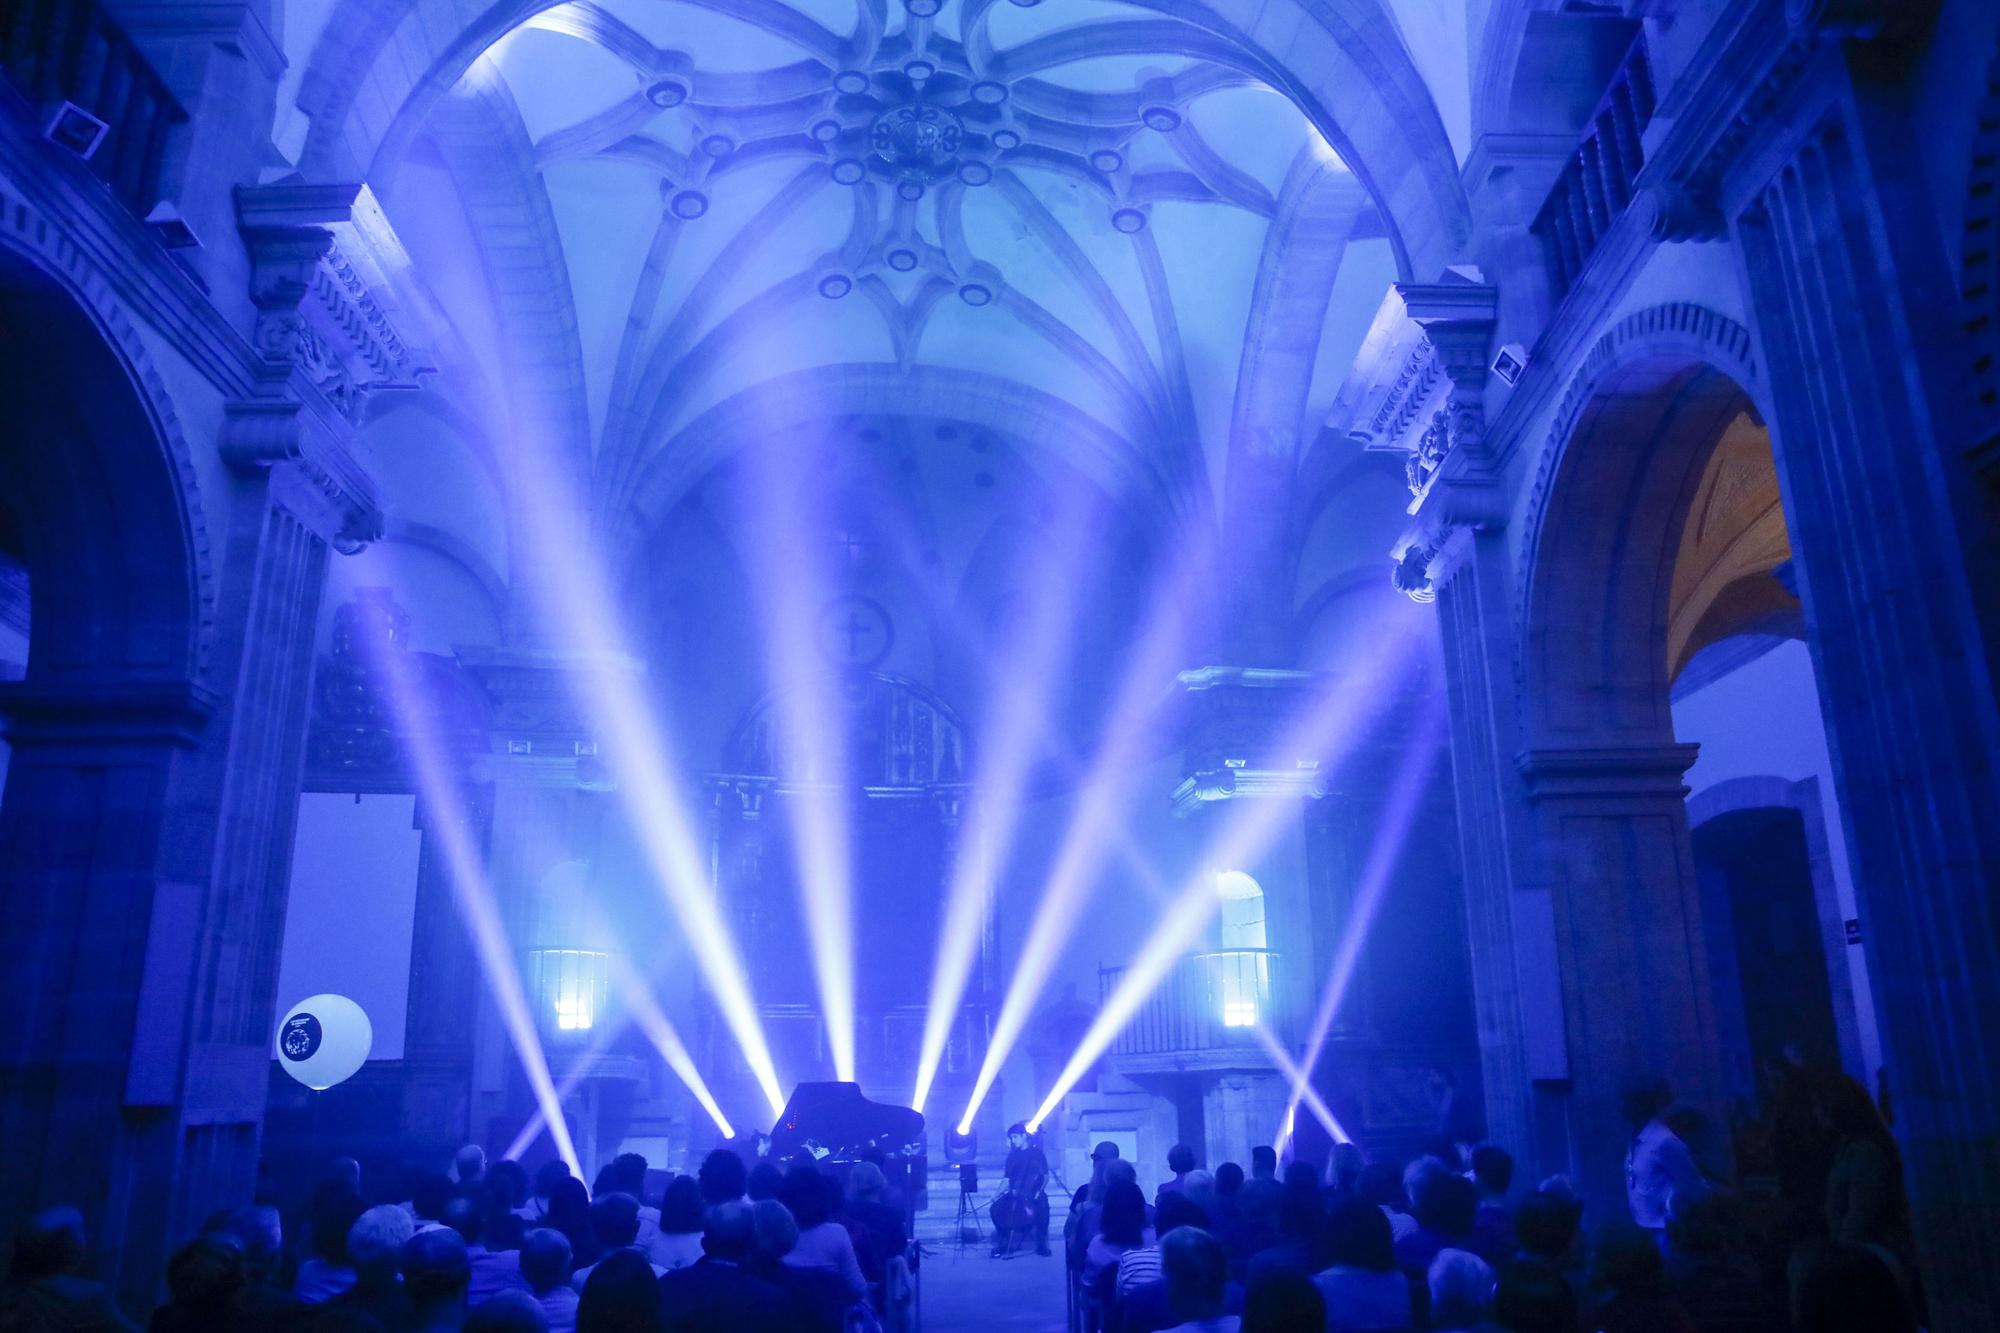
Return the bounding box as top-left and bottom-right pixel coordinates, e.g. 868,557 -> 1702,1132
768,1081 -> 928,1211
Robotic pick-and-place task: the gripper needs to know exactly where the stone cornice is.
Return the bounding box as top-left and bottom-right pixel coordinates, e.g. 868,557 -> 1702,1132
0,101 -> 260,400
0,677 -> 221,746
1516,743 -> 1702,801
1170,766 -> 1329,816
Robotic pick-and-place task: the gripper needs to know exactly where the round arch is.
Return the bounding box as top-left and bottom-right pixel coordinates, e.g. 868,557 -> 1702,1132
293,0 -> 1469,280
615,363 -> 1193,554
0,213 -> 209,686
1516,304 -> 1764,745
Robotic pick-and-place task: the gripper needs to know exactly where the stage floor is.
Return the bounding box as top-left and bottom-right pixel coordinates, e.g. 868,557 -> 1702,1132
919,1246 -> 1069,1332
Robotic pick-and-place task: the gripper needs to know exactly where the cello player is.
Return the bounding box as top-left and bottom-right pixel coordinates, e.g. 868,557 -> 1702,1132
993,1122 -> 1051,1257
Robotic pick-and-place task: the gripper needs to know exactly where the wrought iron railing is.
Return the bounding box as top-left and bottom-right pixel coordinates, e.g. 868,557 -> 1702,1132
1531,29 -> 1657,300
1099,948 -> 1292,1059
0,0 -> 185,214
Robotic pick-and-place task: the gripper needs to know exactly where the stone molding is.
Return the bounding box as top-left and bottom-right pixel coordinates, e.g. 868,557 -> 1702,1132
0,178 -> 218,673
1962,37 -> 2000,488
1513,302 -> 1759,665
0,677 -> 220,746
1516,742 -> 1702,802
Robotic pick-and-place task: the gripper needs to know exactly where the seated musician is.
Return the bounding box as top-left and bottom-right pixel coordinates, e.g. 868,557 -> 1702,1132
993,1123 -> 1052,1257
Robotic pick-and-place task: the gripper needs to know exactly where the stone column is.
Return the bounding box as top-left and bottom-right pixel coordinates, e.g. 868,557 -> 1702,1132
1732,15 -> 2000,1322
400,784 -> 492,1151
1430,534 -> 1547,1189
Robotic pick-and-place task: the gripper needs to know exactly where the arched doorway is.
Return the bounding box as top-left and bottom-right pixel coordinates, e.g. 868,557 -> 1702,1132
1513,305 -> 1851,1215
0,239 -> 206,1300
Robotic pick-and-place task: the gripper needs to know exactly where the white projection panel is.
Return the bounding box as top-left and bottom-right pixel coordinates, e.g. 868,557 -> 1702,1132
274,793 -> 422,1061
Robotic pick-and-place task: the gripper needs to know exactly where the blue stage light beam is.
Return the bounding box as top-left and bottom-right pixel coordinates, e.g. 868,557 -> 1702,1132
955,582 -> 1199,1134
911,498 -> 1094,1115
364,599 -> 581,1178
607,952 -> 735,1137
730,439 -> 861,1083
1022,614 -> 1428,1133
1254,1025 -> 1350,1151
1275,703 -> 1447,1149
491,434 -> 787,1118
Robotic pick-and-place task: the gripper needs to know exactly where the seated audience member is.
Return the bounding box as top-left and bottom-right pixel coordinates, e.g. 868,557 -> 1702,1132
1396,1170 -> 1479,1282
1245,1174 -> 1326,1285
150,1236 -> 246,1333
455,1145 -> 489,1189
1238,1148 -> 1283,1221
1179,1173 -> 1218,1233
1313,1197 -> 1411,1333
656,1200 -> 788,1333
1429,1248 -> 1500,1332
1068,1145 -> 1130,1270
1159,1227 -> 1237,1333
575,1250 -> 664,1333
1156,1145 -> 1199,1209
465,1289 -> 549,1333
330,1204 -> 418,1328
1210,1163 -> 1244,1231
1499,1191 -> 1586,1331
412,1175 -> 459,1233
1239,1269 -> 1324,1333
1661,1194 -> 1780,1333
1787,1239 -> 1917,1333
1493,1264 -> 1579,1333
517,1162 -> 573,1225
1115,1192 -> 1211,1333
0,1200 -> 136,1328
1468,1146 -> 1517,1267
485,1163 -> 531,1252
742,1163 -> 783,1205
519,1229 -> 579,1333
1623,1080 -> 1706,1237
695,1150 -> 747,1212
544,1179 -> 600,1272
1220,1170 -> 1279,1283
746,1199 -> 844,1333
842,1161 -> 907,1288
1586,1222 -> 1696,1333
403,1226 -> 474,1333
443,1194 -> 528,1306
599,1154 -> 661,1259
296,1188 -> 367,1303
570,1194 -> 664,1290
777,1166 -> 865,1301
1085,1180 -> 1155,1296
212,1204 -> 299,1328
649,1177 -> 707,1272
1326,1144 -> 1365,1202
1357,1161 -> 1418,1243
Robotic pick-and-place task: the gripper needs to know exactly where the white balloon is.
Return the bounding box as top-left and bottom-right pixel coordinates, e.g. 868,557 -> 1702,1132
275,993 -> 373,1090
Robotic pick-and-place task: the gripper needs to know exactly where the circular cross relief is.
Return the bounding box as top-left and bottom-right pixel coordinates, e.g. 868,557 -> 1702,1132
816,594 -> 895,669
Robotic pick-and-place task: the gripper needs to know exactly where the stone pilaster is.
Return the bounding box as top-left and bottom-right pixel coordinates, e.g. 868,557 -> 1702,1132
1734,36 -> 2000,1324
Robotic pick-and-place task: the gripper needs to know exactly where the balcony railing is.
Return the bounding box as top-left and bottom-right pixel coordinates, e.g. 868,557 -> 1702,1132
1531,29 -> 1657,300
1100,948 -> 1294,1061
0,0 -> 186,214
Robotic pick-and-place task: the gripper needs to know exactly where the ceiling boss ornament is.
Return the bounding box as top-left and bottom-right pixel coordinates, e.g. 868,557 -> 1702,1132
872,103 -> 965,196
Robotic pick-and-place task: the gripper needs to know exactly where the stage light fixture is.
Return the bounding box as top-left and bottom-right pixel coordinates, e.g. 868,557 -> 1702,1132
945,1126 -> 978,1164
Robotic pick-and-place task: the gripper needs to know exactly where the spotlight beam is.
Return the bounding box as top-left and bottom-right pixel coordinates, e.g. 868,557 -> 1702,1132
495,426 -> 787,1117
911,499 -> 1094,1114
365,607 -> 581,1178
1023,622 -> 1426,1132
606,952 -> 734,1138
956,552 -> 1209,1133
733,445 -> 859,1083
1253,1025 -> 1349,1148
1276,704 -> 1446,1146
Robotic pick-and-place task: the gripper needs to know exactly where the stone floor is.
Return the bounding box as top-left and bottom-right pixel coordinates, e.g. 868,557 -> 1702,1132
915,1244 -> 1071,1332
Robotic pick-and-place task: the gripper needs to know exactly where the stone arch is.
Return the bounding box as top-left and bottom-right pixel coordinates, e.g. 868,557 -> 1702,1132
1516,303 -> 1762,743
615,364 -> 1186,558
0,195 -> 211,683
293,0 -> 1469,280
